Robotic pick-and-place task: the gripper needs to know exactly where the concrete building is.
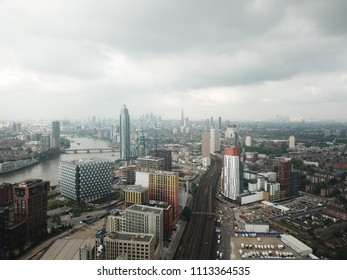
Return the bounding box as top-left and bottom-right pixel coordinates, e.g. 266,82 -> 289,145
258,171 -> 277,183
148,171 -> 180,222
210,129 -> 220,154
120,105 -> 131,160
104,232 -> 156,260
13,179 -> 50,242
147,200 -> 173,241
222,146 -> 241,200
202,157 -> 211,167
107,210 -> 126,233
289,135 -> 295,150
40,135 -> 50,151
59,158 -> 112,203
201,131 -> 210,158
257,176 -> 265,191
135,171 -> 150,187
265,182 -> 281,201
124,185 -> 149,207
245,136 -> 253,147
136,156 -> 164,172
225,125 -> 238,146
248,180 -> 258,192
125,204 -> 164,250
118,165 -> 136,185
150,149 -> 172,171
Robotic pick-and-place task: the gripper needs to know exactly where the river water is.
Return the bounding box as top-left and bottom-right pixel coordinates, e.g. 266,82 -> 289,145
0,137 -> 120,186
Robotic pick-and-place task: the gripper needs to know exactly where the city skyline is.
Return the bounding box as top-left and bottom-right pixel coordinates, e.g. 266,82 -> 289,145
1,1 -> 347,121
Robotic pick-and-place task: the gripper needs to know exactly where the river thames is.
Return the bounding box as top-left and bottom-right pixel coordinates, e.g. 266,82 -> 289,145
0,137 -> 120,186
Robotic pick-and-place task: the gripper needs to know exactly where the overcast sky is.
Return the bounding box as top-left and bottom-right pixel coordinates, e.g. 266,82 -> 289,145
1,0 -> 347,121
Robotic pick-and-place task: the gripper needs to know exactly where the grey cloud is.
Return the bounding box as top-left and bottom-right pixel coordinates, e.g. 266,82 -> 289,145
0,0 -> 346,120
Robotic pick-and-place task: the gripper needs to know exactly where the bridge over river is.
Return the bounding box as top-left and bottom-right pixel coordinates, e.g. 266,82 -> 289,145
64,148 -> 119,154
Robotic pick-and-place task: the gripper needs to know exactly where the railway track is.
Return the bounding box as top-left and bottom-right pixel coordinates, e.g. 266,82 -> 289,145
174,155 -> 222,259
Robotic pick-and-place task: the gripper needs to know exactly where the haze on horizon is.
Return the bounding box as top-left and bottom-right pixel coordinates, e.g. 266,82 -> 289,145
0,0 -> 347,121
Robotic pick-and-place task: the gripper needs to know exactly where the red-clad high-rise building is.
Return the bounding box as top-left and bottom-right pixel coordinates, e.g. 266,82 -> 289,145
148,171 -> 179,222
13,179 -> 50,241
279,159 -> 292,198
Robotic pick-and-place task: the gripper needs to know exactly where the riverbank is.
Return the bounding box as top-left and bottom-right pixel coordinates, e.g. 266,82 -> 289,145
0,159 -> 38,174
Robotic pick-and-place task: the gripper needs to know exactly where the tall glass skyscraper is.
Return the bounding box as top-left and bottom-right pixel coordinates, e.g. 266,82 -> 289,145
120,105 -> 130,160
51,120 -> 61,149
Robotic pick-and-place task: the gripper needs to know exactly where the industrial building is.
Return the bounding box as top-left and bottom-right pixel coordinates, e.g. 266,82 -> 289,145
237,192 -> 264,205
281,234 -> 313,256
245,222 -> 269,233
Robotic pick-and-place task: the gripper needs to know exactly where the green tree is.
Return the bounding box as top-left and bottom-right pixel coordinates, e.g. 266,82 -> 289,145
181,206 -> 192,221
330,188 -> 341,197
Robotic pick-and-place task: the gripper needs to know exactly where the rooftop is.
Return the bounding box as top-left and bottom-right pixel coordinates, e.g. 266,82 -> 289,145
61,157 -> 110,166
124,185 -> 148,192
107,232 -> 154,243
126,204 -> 163,215
40,238 -> 96,260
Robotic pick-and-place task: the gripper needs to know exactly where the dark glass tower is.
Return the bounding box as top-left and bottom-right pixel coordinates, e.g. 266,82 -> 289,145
120,105 -> 130,160
51,120 -> 61,149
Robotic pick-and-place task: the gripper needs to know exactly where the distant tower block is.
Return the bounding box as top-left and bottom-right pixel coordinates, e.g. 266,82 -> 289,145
289,135 -> 295,150
245,136 -> 253,147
